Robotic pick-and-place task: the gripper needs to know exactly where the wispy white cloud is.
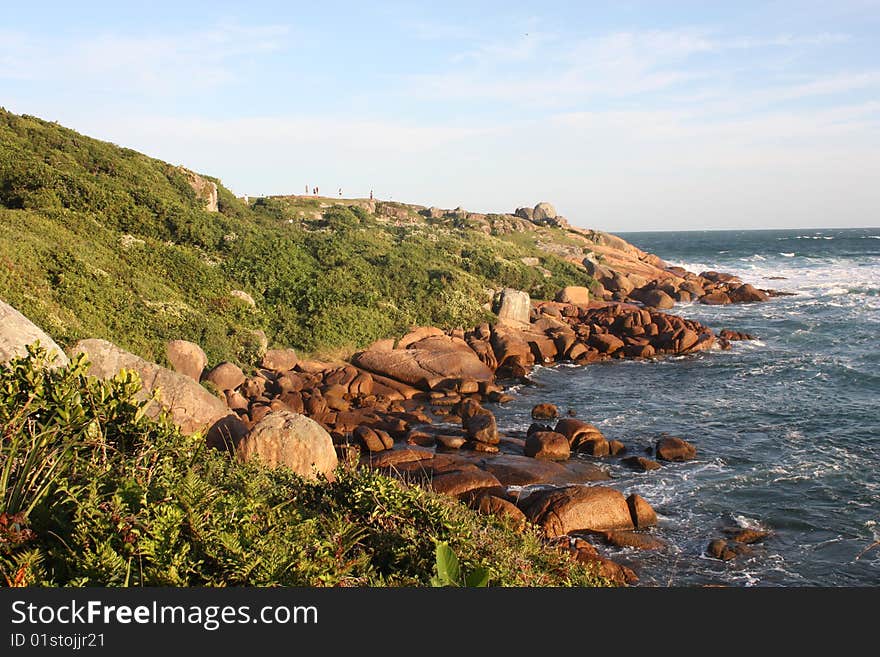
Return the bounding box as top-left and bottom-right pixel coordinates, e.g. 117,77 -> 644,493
408,28 -> 861,107
0,23 -> 291,94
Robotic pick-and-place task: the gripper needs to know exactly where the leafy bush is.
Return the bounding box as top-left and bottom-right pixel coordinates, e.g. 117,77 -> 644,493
0,348 -> 611,587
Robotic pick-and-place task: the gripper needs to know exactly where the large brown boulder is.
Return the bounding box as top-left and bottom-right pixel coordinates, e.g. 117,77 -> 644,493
0,299 -> 69,366
531,403 -> 559,420
480,454 -> 609,486
166,340 -> 207,382
626,493 -> 658,528
589,333 -> 625,355
70,339 -> 230,434
236,411 -> 337,480
602,271 -> 635,296
475,494 -> 527,528
524,431 -> 571,461
622,456 -> 661,472
554,418 -> 609,455
520,485 -> 635,537
260,348 -> 299,372
351,342 -> 494,391
353,425 -> 393,453
366,447 -> 433,468
655,436 -> 697,461
634,288 -> 675,309
463,413 -> 499,444
728,284 -> 768,303
204,362 -> 246,391
555,286 -> 590,306
430,468 -> 502,499
699,291 -> 732,305
532,201 -> 558,222
490,325 -> 535,371
596,530 -> 665,551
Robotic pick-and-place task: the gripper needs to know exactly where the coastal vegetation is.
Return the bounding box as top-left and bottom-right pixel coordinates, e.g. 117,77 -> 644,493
0,108 -> 594,367
0,347 -> 608,587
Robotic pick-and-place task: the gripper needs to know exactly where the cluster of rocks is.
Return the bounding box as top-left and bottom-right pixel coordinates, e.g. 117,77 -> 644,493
0,251 -> 767,584
706,527 -> 771,561
585,261 -> 772,308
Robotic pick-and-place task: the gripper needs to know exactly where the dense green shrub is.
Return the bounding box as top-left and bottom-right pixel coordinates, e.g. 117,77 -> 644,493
0,348 -> 610,587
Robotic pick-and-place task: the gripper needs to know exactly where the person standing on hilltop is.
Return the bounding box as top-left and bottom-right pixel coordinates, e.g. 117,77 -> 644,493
338,187 -> 342,197
370,189 -> 373,200
305,184 -> 308,195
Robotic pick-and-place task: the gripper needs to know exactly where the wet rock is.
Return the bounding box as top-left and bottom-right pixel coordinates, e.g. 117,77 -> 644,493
706,539 -> 737,561
728,283 -> 768,303
555,418 -> 609,455
699,291 -> 732,305
593,530 -> 666,551
464,412 -> 499,445
655,436 -> 697,462
608,440 -> 626,456
626,493 -> 658,528
718,329 -> 755,341
622,456 -> 661,471
531,403 -> 559,420
524,431 -> 571,461
519,485 -> 636,537
725,528 -> 770,544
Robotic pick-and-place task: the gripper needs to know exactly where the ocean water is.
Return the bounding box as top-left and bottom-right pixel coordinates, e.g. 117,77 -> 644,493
493,227 -> 880,586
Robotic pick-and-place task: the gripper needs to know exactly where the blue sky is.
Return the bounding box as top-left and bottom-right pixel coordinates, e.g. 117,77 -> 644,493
2,1 -> 879,230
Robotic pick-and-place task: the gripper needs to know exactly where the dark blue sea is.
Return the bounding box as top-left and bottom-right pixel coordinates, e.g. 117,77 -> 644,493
495,227 -> 880,586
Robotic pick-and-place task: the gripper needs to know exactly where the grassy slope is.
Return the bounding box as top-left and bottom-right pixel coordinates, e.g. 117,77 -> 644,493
0,108 -> 594,367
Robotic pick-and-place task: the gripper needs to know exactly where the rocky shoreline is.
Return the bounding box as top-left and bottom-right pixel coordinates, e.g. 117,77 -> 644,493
0,236 -> 776,585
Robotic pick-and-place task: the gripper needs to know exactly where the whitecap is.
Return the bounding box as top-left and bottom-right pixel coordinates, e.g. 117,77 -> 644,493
780,252 -> 795,257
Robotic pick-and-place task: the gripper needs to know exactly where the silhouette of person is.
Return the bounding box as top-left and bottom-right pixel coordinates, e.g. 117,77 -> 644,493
370,189 -> 373,200
305,184 -> 308,195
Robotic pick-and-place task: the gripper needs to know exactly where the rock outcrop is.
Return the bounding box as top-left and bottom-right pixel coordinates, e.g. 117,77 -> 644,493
70,338 -> 231,435
0,299 -> 69,366
179,167 -> 218,212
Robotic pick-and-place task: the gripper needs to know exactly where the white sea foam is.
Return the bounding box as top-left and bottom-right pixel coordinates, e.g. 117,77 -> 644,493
780,252 -> 795,257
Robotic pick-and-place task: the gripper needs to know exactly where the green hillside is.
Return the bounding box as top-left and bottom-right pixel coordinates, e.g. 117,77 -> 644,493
0,108 -> 594,366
